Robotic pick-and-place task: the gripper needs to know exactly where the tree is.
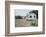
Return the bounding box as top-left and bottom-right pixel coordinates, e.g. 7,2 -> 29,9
15,16 -> 22,19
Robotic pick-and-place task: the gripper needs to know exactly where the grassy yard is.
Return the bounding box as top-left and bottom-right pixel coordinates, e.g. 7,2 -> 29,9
15,19 -> 38,27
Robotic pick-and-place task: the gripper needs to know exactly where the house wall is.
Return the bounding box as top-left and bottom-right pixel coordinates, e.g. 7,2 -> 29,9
28,13 -> 36,19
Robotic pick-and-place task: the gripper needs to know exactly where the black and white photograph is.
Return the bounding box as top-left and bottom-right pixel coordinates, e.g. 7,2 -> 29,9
15,9 -> 38,27
5,1 -> 45,36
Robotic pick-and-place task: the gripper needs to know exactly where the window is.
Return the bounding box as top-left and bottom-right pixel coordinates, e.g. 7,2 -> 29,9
30,16 -> 32,18
34,16 -> 35,18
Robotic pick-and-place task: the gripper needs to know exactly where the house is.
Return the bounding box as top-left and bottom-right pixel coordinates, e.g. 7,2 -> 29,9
26,10 -> 38,21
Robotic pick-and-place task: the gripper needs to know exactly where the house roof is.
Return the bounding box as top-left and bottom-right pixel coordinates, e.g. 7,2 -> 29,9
29,10 -> 38,15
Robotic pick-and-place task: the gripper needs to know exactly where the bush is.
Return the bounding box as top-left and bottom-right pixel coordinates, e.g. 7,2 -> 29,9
15,16 -> 22,19
31,19 -> 38,26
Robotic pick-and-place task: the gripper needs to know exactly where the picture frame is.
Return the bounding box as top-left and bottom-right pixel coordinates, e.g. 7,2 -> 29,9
5,1 -> 45,36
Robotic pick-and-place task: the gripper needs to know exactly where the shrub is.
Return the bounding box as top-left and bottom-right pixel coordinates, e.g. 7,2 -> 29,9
30,19 -> 38,26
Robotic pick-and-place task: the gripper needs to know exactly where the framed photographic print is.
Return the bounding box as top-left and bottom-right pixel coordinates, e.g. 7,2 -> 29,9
5,1 -> 45,36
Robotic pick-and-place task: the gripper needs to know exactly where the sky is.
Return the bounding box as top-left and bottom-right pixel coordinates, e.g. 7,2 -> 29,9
14,9 -> 31,16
